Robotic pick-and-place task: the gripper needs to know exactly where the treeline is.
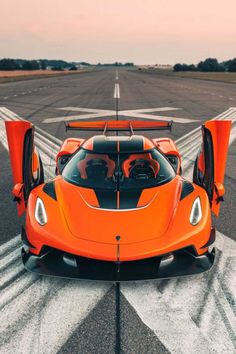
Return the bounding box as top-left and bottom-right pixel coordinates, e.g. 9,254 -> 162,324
0,59 -> 42,70
0,58 -> 134,70
0,58 -> 90,71
174,58 -> 236,72
97,62 -> 134,67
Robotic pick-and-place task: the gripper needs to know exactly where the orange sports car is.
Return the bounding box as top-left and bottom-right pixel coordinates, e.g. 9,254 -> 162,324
5,119 -> 231,281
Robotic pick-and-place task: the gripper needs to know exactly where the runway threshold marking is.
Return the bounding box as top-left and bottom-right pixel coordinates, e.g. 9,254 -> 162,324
0,107 -> 236,353
43,106 -> 197,124
121,231 -> 236,354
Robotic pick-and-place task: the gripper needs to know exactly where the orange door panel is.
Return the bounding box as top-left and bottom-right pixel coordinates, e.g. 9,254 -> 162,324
5,121 -> 44,215
193,120 -> 231,216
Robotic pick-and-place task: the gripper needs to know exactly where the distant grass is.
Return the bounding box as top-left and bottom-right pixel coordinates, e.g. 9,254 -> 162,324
0,69 -> 93,83
171,71 -> 236,83
139,68 -> 236,84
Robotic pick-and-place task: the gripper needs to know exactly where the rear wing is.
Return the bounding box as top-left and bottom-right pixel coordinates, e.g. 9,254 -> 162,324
65,120 -> 172,133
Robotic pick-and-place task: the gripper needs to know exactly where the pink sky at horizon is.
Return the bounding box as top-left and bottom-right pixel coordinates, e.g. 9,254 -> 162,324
0,0 -> 236,64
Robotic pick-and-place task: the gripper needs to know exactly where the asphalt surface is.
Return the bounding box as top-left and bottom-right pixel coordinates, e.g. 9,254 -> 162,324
0,68 -> 235,353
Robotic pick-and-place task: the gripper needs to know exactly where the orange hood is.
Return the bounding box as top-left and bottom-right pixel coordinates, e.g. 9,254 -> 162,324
55,177 -> 181,245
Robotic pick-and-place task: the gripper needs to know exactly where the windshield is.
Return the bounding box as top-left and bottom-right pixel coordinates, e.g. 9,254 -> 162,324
62,148 -> 175,190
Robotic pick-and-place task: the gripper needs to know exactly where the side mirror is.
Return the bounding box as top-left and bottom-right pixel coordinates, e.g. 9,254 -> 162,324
215,182 -> 225,203
12,183 -> 24,204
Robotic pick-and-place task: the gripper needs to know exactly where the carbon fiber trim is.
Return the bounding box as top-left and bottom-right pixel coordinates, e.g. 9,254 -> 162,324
22,246 -> 215,281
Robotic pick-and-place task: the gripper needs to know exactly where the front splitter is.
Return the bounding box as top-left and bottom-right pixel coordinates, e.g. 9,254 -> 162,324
22,246 -> 215,281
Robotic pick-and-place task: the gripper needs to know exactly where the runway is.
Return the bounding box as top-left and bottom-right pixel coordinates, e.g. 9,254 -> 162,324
0,68 -> 235,353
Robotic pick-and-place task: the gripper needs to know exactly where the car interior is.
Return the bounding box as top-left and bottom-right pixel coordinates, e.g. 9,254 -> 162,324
77,153 -> 160,181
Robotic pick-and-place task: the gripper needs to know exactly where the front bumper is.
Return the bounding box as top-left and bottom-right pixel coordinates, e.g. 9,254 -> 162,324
22,246 -> 215,281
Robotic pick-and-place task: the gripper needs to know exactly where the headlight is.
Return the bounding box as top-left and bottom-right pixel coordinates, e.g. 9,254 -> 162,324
190,197 -> 202,225
35,197 -> 48,225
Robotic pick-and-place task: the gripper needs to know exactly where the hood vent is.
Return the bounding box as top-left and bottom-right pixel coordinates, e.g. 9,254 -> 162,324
43,181 -> 57,201
180,181 -> 194,200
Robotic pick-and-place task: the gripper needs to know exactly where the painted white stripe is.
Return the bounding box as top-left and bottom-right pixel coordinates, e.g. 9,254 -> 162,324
123,107 -> 182,113
0,107 -> 62,147
0,247 -> 21,272
0,235 -> 21,258
0,122 -> 9,150
0,259 -> 25,289
121,231 -> 236,354
43,111 -> 112,123
0,272 -> 38,310
121,111 -> 195,123
58,107 -> 114,114
114,83 -> 120,99
45,106 -> 197,124
0,278 -> 110,353
121,283 -> 216,353
176,107 -> 236,144
229,123 -> 236,145
57,107 -> 180,114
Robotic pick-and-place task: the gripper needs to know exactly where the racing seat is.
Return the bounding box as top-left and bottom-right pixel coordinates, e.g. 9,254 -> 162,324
129,159 -> 155,179
122,153 -> 160,179
86,159 -> 108,180
79,154 -> 116,179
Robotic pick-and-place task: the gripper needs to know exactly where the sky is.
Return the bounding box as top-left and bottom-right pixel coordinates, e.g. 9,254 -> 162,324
0,0 -> 236,64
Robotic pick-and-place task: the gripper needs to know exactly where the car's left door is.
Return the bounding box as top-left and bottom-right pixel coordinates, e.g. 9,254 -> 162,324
5,121 -> 44,216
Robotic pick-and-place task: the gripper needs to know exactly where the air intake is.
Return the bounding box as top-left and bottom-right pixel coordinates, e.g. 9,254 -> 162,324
43,181 -> 57,201
180,181 -> 194,200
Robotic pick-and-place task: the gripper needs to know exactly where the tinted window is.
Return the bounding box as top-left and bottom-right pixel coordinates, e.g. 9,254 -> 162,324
62,148 -> 175,190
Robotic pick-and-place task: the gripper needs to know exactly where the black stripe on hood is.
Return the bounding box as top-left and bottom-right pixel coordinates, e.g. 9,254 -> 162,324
94,189 -> 142,209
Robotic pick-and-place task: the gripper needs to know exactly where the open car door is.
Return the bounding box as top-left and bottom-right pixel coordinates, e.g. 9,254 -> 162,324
193,120 -> 231,216
5,121 -> 44,216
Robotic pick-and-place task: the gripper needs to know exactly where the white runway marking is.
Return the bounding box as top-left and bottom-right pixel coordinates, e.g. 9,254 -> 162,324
114,83 -> 120,99
0,234 -> 21,258
43,106 -> 197,124
121,232 -> 236,354
0,278 -> 110,354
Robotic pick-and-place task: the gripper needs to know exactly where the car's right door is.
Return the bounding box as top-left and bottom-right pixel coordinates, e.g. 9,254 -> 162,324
193,120 -> 231,216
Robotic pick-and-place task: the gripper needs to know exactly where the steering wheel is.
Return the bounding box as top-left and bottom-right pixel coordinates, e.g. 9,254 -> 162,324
129,159 -> 155,179
87,159 -> 107,166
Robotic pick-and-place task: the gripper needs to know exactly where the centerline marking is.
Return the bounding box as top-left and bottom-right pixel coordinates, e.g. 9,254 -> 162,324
114,83 -> 120,99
